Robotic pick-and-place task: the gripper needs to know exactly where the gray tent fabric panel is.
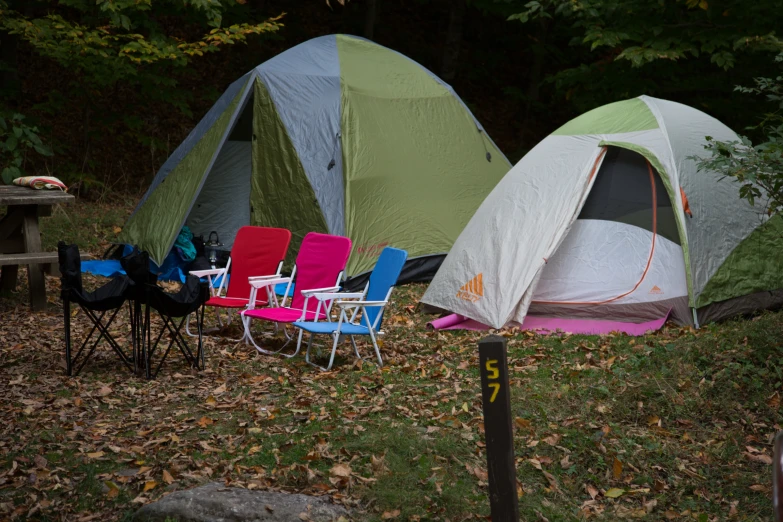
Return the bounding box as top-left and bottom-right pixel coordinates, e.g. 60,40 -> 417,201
186,141 -> 252,249
133,73 -> 252,215
697,288 -> 783,324
255,35 -> 346,236
528,296 -> 691,325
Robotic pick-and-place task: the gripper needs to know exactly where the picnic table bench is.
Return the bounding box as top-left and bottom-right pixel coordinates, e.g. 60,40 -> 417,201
0,185 -> 74,310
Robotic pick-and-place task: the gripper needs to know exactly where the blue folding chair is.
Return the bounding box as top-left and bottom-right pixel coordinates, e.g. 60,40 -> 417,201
293,247 -> 408,371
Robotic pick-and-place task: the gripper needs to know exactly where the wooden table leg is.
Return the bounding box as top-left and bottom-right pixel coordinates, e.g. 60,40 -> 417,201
0,265 -> 18,293
22,205 -> 46,311
0,208 -> 23,293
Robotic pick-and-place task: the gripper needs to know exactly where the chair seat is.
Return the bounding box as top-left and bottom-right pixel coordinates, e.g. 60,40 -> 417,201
293,321 -> 371,336
243,307 -> 326,323
71,275 -> 131,312
207,296 -> 267,309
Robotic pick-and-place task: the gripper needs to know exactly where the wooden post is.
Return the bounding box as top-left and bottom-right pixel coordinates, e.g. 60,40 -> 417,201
478,335 -> 519,522
774,430 -> 783,522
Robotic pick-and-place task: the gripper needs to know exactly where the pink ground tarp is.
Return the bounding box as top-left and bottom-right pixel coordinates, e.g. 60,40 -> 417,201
427,311 -> 670,336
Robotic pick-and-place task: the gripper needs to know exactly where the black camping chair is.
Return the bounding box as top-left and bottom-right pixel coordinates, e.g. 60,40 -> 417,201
58,242 -> 134,376
121,249 -> 209,379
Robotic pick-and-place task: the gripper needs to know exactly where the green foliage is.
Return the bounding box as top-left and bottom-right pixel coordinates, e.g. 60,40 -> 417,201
0,0 -> 281,186
0,112 -> 52,184
498,0 -> 783,133
506,0 -> 782,70
694,51 -> 783,215
0,0 -> 282,96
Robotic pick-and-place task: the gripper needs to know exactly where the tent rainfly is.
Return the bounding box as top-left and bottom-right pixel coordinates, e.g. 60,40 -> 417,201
119,34 -> 510,285
422,96 -> 783,328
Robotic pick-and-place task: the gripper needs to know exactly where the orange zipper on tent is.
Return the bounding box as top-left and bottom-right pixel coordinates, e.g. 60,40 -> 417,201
532,157 -> 658,306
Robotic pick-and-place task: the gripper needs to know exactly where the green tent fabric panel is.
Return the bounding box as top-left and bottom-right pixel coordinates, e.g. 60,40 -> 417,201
696,214 -> 783,308
249,79 -> 328,266
336,35 -> 448,99
119,82 -> 247,265
337,35 -> 509,276
599,140 -> 695,304
554,98 -> 659,136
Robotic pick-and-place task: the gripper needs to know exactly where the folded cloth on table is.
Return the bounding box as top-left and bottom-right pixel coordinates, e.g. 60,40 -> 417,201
13,176 -> 67,191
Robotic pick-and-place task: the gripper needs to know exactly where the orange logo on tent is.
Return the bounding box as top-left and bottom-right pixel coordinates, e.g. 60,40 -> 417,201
649,285 -> 663,295
457,273 -> 484,302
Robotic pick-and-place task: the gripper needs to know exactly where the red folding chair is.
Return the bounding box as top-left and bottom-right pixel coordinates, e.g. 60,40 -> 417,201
189,226 -> 291,339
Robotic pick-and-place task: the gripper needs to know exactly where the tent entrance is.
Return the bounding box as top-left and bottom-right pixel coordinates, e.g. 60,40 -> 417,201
185,90 -> 255,251
532,147 -> 685,306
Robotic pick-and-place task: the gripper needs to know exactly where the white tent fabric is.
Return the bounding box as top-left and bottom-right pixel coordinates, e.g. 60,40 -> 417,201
422,95 -> 771,329
532,220 -> 688,304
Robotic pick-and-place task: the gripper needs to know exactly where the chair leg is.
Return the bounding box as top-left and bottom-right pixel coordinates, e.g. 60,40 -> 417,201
243,316 -> 297,356
367,329 -> 383,367
278,324 -> 301,358
63,298 -> 72,376
143,305 -> 208,379
304,332 -> 316,366
144,303 -> 152,380
198,305 -> 206,370
349,333 -> 384,368
82,307 -> 133,370
184,313 -> 196,338
306,332 -> 339,372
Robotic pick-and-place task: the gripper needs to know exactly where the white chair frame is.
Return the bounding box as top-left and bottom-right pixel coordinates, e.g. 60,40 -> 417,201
301,287 -> 393,371
241,267 -> 346,357
185,258 -> 283,341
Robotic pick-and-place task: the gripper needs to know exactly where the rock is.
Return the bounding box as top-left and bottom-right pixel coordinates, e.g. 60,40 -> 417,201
132,482 -> 349,522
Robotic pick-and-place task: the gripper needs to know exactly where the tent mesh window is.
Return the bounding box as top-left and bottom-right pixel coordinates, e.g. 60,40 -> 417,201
578,147 -> 679,243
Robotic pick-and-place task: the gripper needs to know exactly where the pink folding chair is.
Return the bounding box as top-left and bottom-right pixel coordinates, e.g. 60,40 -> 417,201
241,232 -> 352,356
189,226 -> 291,338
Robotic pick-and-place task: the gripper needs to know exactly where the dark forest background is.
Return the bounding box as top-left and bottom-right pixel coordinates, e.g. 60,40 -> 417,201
1,0 -> 782,197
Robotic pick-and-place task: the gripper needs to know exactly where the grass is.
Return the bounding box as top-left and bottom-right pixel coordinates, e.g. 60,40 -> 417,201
0,199 -> 781,520
38,198 -> 136,254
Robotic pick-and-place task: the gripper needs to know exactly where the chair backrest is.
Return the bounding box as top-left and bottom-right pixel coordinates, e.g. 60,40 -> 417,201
120,248 -> 157,286
291,232 -> 352,313
148,274 -> 209,318
363,247 -> 408,329
58,242 -> 83,295
226,226 -> 291,300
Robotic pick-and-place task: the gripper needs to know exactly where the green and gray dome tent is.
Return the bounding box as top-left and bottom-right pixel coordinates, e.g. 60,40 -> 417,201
119,34 -> 510,284
422,96 -> 783,329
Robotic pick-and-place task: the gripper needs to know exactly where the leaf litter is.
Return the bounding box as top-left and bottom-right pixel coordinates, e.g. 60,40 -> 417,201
0,268 -> 781,520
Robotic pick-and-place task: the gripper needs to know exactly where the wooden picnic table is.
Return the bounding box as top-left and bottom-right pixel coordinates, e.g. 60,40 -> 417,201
0,185 -> 74,311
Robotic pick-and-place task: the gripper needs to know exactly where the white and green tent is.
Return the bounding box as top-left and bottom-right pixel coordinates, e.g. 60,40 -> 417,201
422,96 -> 783,328
119,34 -> 510,283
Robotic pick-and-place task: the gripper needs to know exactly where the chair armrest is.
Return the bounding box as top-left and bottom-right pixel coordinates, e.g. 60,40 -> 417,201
311,291 -> 365,302
300,286 -> 341,297
335,300 -> 388,307
248,274 -> 282,281
190,268 -> 226,278
249,276 -> 291,289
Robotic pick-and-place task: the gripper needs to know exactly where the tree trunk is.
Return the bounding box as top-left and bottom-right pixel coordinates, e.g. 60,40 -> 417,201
250,0 -> 267,15
0,31 -> 21,106
440,0 -> 467,82
364,0 -> 378,40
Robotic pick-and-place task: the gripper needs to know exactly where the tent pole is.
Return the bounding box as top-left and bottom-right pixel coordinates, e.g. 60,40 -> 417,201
691,307 -> 700,329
